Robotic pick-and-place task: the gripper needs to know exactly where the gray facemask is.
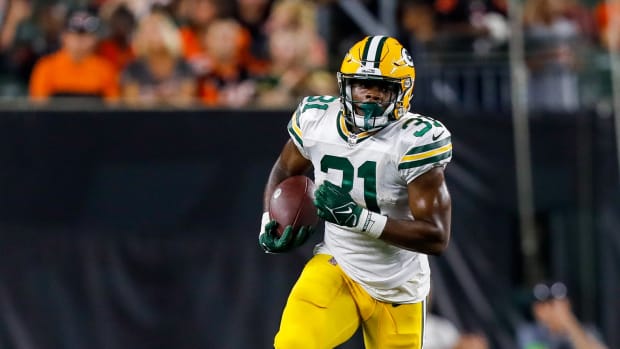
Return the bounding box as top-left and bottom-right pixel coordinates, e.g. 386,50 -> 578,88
357,102 -> 387,130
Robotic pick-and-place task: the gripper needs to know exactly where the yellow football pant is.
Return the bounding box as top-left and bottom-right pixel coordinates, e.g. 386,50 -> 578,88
274,254 -> 425,349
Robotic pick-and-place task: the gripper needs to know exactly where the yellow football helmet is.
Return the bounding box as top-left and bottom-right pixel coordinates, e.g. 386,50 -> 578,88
338,36 -> 415,132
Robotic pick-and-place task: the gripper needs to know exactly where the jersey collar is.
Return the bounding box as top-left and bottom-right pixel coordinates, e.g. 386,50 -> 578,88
337,111 -> 378,145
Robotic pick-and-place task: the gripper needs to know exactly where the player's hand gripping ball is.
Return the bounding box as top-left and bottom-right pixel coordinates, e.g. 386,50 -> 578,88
259,176 -> 319,253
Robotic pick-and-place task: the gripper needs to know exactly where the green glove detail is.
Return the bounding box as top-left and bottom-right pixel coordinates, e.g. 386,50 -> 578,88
313,181 -> 388,238
258,213 -> 315,253
313,181 -> 364,228
292,225 -> 314,248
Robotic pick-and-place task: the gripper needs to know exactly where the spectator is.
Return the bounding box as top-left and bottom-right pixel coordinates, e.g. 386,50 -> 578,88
485,0 -> 507,16
523,0 -> 581,113
177,0 -> 222,76
0,0 -> 34,53
96,0 -> 170,19
149,0 -> 183,17
97,4 -> 136,73
430,0 -> 509,55
120,11 -> 196,107
516,281 -> 608,349
433,0 -> 481,51
594,0 -> 620,50
263,0 -> 327,69
253,0 -> 333,108
563,0 -> 596,44
473,0 -> 511,53
198,18 -> 255,107
233,0 -> 273,71
1,1 -> 67,92
397,0 -> 458,110
398,0 -> 439,53
254,28 -> 335,108
28,9 -> 119,103
0,0 -> 34,94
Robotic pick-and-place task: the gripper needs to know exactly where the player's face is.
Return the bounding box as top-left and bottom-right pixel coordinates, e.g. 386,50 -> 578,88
350,80 -> 394,103
350,79 -> 397,114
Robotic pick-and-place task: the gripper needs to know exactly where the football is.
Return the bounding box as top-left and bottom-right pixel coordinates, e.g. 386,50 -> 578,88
269,176 -> 319,237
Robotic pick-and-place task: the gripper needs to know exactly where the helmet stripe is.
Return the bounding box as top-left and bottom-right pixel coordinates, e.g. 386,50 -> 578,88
361,37 -> 372,68
372,36 -> 388,68
361,36 -> 387,69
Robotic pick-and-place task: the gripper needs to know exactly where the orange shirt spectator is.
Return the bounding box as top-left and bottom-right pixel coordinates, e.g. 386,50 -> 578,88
177,0 -> 221,75
594,1 -> 620,31
29,10 -> 119,102
234,0 -> 273,67
594,0 -> 620,50
180,26 -> 203,59
30,49 -> 119,100
96,4 -> 136,72
97,38 -> 135,72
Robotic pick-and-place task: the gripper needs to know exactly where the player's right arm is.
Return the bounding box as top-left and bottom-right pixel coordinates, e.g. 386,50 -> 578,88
262,140 -> 313,210
259,96 -> 319,252
258,140 -> 313,253
259,96 -> 334,253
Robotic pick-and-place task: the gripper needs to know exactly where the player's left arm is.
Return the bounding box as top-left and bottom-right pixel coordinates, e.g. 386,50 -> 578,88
314,166 -> 451,255
314,115 -> 452,255
380,166 -> 451,255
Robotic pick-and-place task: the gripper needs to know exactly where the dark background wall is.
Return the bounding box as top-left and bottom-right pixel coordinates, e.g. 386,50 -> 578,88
0,109 -> 617,349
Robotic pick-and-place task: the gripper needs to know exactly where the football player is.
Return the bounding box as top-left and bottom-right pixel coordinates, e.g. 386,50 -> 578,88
258,35 -> 452,349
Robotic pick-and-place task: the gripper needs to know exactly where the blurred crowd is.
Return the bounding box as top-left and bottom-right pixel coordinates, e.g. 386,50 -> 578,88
0,0 -> 617,109
0,0 -> 334,107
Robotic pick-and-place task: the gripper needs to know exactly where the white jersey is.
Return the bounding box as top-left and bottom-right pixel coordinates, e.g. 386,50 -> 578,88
288,96 -> 452,303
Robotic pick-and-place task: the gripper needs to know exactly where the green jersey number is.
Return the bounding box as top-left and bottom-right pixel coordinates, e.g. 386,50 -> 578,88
302,96 -> 338,113
320,155 -> 380,212
402,116 -> 443,137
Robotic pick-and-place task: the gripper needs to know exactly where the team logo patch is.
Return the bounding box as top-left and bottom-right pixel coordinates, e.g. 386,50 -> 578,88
401,48 -> 414,67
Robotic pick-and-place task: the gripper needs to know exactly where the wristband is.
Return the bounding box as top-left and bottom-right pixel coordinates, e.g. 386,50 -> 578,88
262,211 -> 271,225
259,211 -> 271,237
357,209 -> 387,238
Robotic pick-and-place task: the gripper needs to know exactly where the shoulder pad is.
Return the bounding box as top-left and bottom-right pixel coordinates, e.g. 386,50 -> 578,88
288,95 -> 340,149
298,96 -> 340,116
397,114 -> 452,170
